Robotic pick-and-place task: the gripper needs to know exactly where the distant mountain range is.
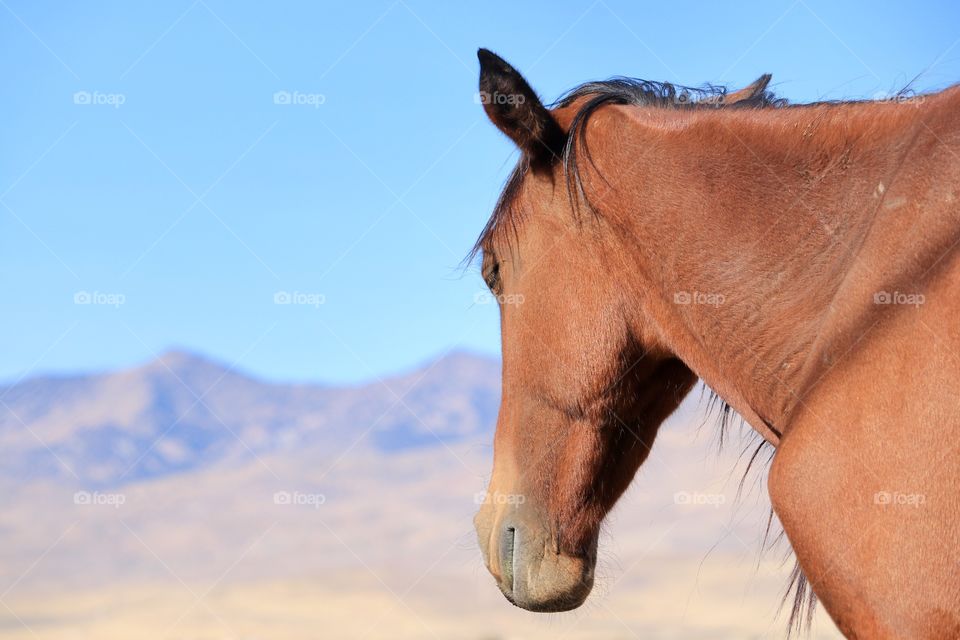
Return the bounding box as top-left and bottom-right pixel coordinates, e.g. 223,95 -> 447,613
0,350 -> 500,485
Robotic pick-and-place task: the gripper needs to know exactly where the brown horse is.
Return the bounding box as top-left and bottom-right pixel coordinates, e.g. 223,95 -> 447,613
471,48 -> 960,639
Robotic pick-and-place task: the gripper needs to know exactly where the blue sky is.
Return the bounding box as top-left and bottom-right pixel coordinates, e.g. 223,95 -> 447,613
2,0 -> 959,384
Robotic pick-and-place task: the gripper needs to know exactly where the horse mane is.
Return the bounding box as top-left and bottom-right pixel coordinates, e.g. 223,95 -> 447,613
558,77 -> 785,217
468,76 -> 786,264
469,76 -> 815,634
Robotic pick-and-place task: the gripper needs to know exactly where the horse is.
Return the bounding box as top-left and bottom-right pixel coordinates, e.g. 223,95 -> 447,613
471,48 -> 960,639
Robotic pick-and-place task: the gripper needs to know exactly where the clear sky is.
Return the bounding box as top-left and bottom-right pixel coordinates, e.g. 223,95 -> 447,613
2,0 -> 959,384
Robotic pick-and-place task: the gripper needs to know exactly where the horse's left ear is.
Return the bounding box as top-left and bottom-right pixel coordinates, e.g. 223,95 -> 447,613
724,74 -> 773,104
477,48 -> 564,167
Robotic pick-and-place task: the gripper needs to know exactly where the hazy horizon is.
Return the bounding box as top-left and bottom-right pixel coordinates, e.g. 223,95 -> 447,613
0,343 -> 501,387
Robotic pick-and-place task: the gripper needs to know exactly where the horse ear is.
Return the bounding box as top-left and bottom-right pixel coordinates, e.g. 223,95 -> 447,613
725,74 -> 772,104
477,48 -> 564,166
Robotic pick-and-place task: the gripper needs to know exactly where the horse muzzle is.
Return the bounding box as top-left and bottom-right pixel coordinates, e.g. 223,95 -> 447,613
475,506 -> 597,612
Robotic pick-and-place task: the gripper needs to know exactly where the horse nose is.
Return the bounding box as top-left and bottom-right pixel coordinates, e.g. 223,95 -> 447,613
474,498 -> 596,612
489,519 -> 597,613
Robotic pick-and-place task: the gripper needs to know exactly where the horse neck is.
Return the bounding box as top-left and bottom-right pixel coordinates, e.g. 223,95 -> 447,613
590,92 -> 960,440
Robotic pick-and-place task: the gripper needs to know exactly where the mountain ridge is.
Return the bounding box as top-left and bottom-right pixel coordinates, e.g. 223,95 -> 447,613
0,349 -> 501,485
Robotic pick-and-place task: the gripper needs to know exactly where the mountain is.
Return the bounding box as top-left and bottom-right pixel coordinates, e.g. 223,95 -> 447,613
0,349 -> 500,484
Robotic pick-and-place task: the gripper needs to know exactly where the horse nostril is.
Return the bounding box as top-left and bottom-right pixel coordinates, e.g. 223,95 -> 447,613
501,526 -> 516,592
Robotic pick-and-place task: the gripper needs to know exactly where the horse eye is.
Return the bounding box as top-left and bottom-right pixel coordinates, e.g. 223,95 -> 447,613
483,261 -> 501,292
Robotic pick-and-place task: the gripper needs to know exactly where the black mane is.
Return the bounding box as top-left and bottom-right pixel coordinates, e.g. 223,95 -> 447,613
555,75 -> 783,110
